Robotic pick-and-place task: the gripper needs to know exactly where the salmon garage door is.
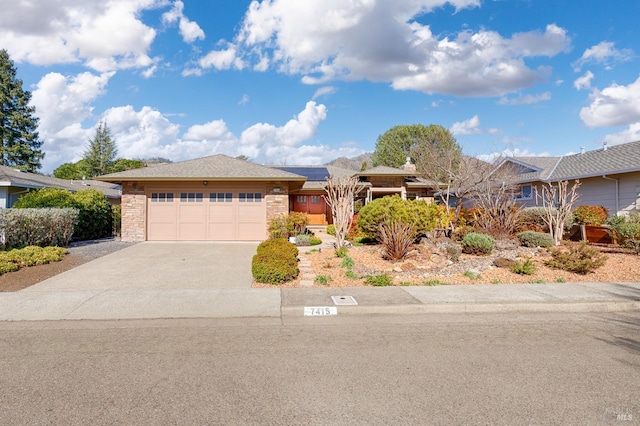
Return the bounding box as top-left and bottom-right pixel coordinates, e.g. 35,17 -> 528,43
147,186 -> 266,241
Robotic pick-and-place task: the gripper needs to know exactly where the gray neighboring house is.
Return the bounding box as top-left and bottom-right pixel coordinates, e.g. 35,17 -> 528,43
0,165 -> 122,208
502,140 -> 640,217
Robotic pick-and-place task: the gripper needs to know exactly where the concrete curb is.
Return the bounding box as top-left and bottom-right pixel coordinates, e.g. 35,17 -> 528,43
281,301 -> 640,317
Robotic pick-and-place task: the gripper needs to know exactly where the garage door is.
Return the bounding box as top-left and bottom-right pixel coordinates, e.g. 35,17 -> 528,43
147,187 -> 266,241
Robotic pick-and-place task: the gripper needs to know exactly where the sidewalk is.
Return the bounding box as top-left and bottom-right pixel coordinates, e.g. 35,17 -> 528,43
0,282 -> 638,321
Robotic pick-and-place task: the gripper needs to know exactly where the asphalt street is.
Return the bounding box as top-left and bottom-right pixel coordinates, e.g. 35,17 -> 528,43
0,312 -> 638,425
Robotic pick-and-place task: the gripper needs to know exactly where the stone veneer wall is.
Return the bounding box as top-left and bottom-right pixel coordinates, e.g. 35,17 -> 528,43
265,182 -> 290,234
120,182 -> 146,242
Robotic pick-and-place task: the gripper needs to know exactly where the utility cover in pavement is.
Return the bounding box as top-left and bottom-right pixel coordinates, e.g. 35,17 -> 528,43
331,295 -> 358,306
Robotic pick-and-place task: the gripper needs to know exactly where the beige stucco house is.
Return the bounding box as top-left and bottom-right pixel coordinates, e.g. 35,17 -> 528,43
503,140 -> 640,217
98,155 -> 306,242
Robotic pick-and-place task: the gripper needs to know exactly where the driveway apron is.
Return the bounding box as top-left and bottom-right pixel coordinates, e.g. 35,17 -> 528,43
22,242 -> 259,292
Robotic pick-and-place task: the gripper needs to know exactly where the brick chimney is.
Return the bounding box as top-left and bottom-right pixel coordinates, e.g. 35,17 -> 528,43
402,157 -> 416,173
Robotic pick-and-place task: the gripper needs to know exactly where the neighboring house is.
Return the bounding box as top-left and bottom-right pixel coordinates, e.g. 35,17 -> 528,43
0,165 -> 121,208
502,140 -> 640,217
97,155 -> 306,242
356,160 -> 435,203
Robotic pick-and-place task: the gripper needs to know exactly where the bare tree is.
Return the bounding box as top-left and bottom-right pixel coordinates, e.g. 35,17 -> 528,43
467,159 -> 524,238
324,175 -> 361,249
534,180 -> 581,246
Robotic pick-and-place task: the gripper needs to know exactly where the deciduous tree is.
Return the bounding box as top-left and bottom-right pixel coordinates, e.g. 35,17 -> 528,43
535,180 -> 581,246
0,49 -> 44,172
324,175 -> 361,249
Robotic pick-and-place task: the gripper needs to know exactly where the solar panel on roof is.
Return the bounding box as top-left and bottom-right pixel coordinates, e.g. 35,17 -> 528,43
277,167 -> 330,181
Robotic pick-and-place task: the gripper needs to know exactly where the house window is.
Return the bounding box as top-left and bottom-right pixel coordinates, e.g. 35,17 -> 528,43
210,192 -> 232,202
517,185 -> 533,200
310,195 -> 322,204
239,192 -> 262,202
151,192 -> 174,202
180,192 -> 203,202
296,195 -> 307,203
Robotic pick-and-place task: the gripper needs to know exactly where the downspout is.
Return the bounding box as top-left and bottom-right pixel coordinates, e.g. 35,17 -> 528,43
602,175 -> 619,216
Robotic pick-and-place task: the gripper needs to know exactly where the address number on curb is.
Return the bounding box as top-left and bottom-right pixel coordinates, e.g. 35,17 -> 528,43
304,307 -> 337,316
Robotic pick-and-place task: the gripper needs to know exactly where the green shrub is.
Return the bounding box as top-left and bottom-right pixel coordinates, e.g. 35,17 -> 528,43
252,238 -> 299,284
257,239 -> 298,258
111,204 -> 121,236
13,188 -> 112,241
364,273 -> 393,286
452,225 -> 476,242
608,214 -> 640,254
344,270 -> 359,279
295,234 -> 311,246
461,232 -> 495,255
545,242 -> 607,274
268,212 -> 309,239
340,256 -> 355,269
510,259 -> 536,275
573,205 -> 608,226
357,195 -> 452,239
0,208 -> 78,250
423,279 -> 449,286
251,252 -> 299,285
0,246 -> 67,276
314,275 -> 332,285
517,231 -> 554,248
463,269 -> 482,280
335,246 -> 348,258
326,224 -> 336,236
445,243 -> 462,262
309,235 -> 322,245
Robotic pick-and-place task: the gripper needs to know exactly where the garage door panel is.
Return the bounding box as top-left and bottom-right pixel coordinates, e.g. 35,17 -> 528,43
147,186 -> 266,241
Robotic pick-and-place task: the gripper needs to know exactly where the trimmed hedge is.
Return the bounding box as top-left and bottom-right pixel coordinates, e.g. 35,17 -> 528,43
516,231 -> 554,248
13,188 -> 113,241
0,208 -> 78,250
0,246 -> 68,276
252,239 -> 299,284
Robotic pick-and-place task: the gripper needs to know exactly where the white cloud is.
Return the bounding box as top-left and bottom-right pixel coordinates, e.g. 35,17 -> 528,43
574,71 -> 594,90
572,41 -> 633,70
312,86 -> 337,100
498,92 -> 551,105
477,148 -> 550,163
602,123 -> 640,146
450,115 -> 498,135
238,94 -> 250,105
190,1 -> 569,97
183,120 -> 234,141
162,0 -> 205,43
199,43 -> 245,70
0,0 -> 159,72
579,76 -> 640,127
31,71 -> 115,171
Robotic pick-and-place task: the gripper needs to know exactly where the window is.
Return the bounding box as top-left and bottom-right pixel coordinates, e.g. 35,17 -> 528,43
310,195 -> 322,204
180,192 -> 203,202
296,195 -> 307,203
210,192 -> 232,202
239,192 -> 262,202
516,185 -> 532,200
151,192 -> 174,202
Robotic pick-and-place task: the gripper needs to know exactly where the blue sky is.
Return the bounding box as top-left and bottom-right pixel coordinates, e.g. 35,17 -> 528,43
2,0 -> 639,173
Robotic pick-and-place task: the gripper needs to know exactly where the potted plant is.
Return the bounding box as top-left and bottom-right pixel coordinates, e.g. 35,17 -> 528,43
573,205 -> 612,243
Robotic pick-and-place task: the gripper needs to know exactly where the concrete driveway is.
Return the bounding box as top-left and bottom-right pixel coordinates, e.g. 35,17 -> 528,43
23,242 -> 259,292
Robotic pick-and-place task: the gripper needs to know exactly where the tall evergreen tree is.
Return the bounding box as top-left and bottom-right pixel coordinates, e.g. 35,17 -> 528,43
0,49 -> 44,172
83,120 -> 118,177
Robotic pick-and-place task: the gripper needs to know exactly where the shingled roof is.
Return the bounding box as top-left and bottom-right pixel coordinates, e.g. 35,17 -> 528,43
97,154 -> 306,182
509,140 -> 640,182
0,166 -> 121,199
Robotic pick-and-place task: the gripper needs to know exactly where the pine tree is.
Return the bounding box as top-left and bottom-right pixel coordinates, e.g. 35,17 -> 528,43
83,120 -> 118,177
0,49 -> 44,172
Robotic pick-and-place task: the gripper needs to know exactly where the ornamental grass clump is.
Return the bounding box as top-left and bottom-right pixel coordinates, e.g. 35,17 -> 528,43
510,259 -> 536,275
545,242 -> 607,275
516,231 -> 554,248
252,239 -> 299,285
364,273 -> 393,286
377,220 -> 416,261
461,232 -> 495,255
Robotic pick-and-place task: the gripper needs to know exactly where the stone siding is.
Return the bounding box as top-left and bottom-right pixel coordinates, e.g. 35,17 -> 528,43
120,182 -> 146,242
265,182 -> 290,230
